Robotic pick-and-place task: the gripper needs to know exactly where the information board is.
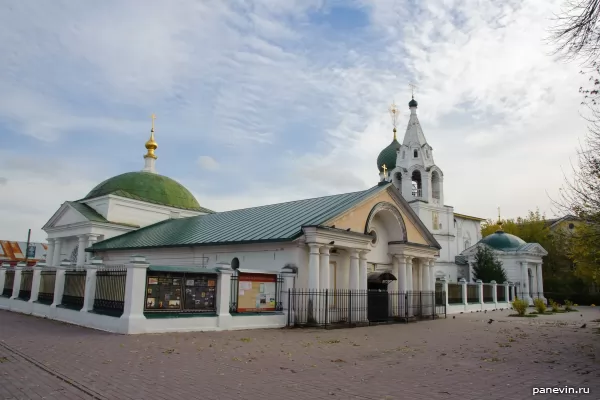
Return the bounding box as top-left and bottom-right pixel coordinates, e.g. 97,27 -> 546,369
145,273 -> 217,312
237,273 -> 277,312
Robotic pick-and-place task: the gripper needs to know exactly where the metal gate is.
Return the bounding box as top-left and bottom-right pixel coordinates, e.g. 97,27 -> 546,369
367,290 -> 389,322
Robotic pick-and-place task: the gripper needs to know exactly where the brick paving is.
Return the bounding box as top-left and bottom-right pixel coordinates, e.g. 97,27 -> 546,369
0,308 -> 599,400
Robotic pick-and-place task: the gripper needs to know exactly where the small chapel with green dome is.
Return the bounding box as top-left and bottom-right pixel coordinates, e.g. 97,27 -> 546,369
41,118 -> 213,268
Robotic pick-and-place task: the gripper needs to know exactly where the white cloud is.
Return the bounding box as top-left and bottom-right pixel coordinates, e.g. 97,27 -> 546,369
197,156 -> 219,171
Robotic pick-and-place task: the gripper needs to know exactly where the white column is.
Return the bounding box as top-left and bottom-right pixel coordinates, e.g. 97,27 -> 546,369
10,265 -> 23,299
396,256 -> 406,292
76,235 -> 88,267
440,277 -> 449,307
391,255 -> 399,291
520,262 -> 531,303
120,255 -> 150,334
476,279 -> 484,309
536,263 -> 545,302
319,246 -> 331,290
428,260 -> 435,291
358,250 -> 369,291
421,260 -> 430,292
216,262 -> 234,329
491,280 -> 498,307
348,249 -> 359,290
45,239 -> 55,266
405,257 -> 413,291
52,238 -> 62,268
86,235 -> 100,263
504,282 -> 510,304
307,243 -> 321,290
29,263 -> 44,303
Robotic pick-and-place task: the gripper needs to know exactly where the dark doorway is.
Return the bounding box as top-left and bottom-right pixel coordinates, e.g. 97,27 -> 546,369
367,272 -> 397,322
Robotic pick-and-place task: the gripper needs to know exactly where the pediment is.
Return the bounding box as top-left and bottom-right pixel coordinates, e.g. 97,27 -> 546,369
323,185 -> 441,250
43,203 -> 88,230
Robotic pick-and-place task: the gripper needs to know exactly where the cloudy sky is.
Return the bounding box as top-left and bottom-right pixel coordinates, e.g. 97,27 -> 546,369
0,0 -> 589,242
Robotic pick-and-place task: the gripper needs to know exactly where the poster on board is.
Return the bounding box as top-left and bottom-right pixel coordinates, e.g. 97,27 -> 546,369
237,273 -> 277,312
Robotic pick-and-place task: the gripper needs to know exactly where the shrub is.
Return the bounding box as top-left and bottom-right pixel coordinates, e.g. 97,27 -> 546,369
564,300 -> 574,311
549,299 -> 560,313
533,298 -> 547,314
512,298 -> 529,316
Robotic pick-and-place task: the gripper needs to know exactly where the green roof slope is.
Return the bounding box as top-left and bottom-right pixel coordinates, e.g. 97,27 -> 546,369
67,201 -> 108,223
90,184 -> 389,251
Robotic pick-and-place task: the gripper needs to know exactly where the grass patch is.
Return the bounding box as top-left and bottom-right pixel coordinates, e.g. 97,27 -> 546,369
240,338 -> 252,342
508,313 -> 538,318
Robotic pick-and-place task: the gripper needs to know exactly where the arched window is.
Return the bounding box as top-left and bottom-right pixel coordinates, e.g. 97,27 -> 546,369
402,150 -> 405,159
394,172 -> 402,187
231,257 -> 240,270
431,171 -> 441,200
413,149 -> 418,158
426,149 -> 429,158
464,240 -> 471,250
411,170 -> 422,197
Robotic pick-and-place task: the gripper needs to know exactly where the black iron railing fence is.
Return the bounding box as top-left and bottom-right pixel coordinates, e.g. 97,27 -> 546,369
93,268 -> 127,317
38,269 -> 56,305
2,270 -> 15,297
466,285 -> 479,303
61,269 -> 86,310
447,283 -> 462,304
483,285 -> 493,303
287,289 -> 446,329
18,270 -> 34,301
497,285 -> 506,302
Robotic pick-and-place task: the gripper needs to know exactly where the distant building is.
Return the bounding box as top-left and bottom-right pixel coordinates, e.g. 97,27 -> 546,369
0,240 -> 48,266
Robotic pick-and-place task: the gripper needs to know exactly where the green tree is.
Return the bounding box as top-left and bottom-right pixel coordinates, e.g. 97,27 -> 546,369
568,222 -> 600,285
472,246 -> 508,283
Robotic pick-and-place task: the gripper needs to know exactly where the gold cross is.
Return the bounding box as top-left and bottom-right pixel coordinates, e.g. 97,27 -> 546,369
409,83 -> 418,97
382,164 -> 388,176
151,113 -> 156,131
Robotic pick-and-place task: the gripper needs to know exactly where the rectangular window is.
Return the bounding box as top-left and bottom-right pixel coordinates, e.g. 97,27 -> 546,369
145,272 -> 217,313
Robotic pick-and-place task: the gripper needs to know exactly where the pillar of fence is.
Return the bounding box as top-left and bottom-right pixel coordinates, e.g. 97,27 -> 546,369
29,262 -> 45,303
476,280 -> 483,308
10,262 -> 25,300
504,282 -> 510,304
120,255 -> 150,334
215,262 -> 234,330
460,278 -> 467,311
491,280 -> 497,308
50,262 -> 70,308
509,284 -> 515,302
81,258 -> 102,313
280,266 -> 297,321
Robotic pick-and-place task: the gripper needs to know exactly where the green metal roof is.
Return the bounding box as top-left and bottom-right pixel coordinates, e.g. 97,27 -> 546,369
376,138 -> 400,172
90,184 -> 389,251
479,230 -> 526,251
83,172 -> 212,212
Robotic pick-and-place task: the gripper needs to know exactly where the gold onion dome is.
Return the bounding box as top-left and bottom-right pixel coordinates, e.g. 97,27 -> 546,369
145,114 -> 158,159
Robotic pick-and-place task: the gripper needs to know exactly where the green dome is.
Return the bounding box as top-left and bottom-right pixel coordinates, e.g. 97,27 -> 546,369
84,172 -> 202,211
480,230 -> 526,251
377,138 -> 401,172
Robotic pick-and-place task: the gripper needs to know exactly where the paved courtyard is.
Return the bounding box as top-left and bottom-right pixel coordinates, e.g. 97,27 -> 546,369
1,308 -> 599,400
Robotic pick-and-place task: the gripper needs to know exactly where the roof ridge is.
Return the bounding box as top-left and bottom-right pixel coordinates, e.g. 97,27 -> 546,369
205,184 -> 387,215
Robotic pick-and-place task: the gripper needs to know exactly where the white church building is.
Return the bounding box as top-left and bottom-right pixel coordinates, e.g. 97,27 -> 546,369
0,98 -> 545,334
